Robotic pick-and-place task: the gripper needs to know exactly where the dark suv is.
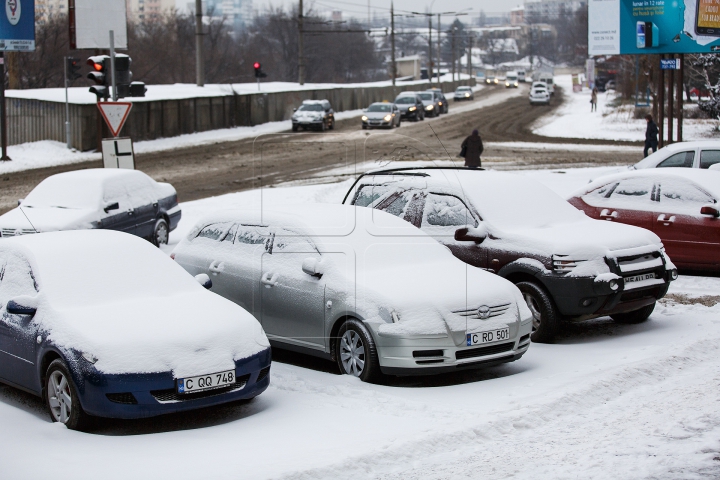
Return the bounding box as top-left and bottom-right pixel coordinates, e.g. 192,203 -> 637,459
343,167 -> 678,343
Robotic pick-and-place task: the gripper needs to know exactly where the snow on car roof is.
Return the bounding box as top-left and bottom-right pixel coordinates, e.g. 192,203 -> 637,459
357,167 -> 587,230
571,168 -> 720,199
0,230 -> 266,376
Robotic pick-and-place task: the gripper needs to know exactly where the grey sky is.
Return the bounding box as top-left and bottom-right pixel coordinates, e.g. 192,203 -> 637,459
177,0 -> 516,21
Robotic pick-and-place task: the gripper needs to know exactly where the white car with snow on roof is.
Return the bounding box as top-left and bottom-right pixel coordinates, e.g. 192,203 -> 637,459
0,230 -> 271,430
171,204 -> 533,382
0,169 -> 181,246
632,140 -> 720,170
343,167 -> 678,344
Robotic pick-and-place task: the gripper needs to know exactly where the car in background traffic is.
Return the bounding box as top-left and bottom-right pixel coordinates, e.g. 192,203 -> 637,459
485,75 -> 499,85
416,91 -> 442,117
291,99 -> 335,132
505,71 -> 519,88
0,169 -> 181,247
172,204 -> 533,382
529,83 -> 550,105
344,167 -> 677,343
517,70 -> 527,82
393,93 -> 425,121
361,102 -> 401,129
632,141 -> 720,170
454,86 -> 474,101
537,73 -> 555,95
0,230 -> 271,430
427,88 -> 449,114
568,168 -> 720,272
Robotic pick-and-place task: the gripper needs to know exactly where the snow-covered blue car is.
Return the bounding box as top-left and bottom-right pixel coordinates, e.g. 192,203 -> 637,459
0,230 -> 271,430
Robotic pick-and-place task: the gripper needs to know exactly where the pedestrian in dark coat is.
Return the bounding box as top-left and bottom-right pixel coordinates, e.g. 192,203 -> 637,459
644,114 -> 659,157
461,129 -> 484,168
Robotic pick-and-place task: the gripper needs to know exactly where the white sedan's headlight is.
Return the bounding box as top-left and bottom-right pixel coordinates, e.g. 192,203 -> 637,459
383,114 -> 392,122
361,115 -> 368,122
465,93 -> 470,97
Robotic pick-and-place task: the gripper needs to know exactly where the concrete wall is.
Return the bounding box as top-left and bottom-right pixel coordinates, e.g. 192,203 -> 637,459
5,78 -> 476,151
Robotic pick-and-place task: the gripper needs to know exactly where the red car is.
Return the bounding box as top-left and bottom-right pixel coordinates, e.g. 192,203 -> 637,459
568,168 -> 720,272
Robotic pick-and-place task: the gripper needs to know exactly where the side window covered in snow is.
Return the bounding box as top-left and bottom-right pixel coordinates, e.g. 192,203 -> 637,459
103,174 -> 156,211
581,182 -> 617,206
235,226 -> 271,247
422,194 -> 478,228
272,229 -> 320,256
0,254 -> 38,309
657,151 -> 694,168
700,150 -> 720,169
659,180 -> 716,213
195,222 -> 233,241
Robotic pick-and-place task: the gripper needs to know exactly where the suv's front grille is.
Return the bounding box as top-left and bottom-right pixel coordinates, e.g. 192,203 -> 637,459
453,303 -> 511,320
151,374 -> 250,404
456,342 -> 514,360
615,252 -> 663,274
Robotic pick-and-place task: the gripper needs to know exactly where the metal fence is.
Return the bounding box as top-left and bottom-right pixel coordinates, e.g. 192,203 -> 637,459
5,79 -> 476,151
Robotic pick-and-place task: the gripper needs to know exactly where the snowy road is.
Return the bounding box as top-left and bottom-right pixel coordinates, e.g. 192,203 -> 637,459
1,168 -> 719,479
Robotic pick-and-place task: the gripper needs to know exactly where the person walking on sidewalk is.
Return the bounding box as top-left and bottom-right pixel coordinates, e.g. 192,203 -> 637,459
461,129 -> 484,168
644,114 -> 659,157
591,86 -> 598,112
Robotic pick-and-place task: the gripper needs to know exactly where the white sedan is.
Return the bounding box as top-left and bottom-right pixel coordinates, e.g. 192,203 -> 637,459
633,141 -> 720,170
171,204 -> 533,382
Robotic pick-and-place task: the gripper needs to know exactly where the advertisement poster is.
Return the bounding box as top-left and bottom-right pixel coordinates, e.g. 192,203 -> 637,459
0,0 -> 35,51
589,0 -> 720,55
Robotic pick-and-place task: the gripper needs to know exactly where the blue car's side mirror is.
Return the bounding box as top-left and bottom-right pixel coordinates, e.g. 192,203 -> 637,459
195,273 -> 212,290
7,300 -> 37,316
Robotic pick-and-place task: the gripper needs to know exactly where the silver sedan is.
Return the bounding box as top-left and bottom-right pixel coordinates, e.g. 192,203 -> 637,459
171,204 -> 532,382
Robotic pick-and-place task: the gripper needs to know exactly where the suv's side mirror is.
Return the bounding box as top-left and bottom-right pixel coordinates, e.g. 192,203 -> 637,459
7,297 -> 38,316
454,226 -> 488,244
103,202 -> 120,213
195,273 -> 212,289
701,205 -> 720,217
302,257 -> 324,278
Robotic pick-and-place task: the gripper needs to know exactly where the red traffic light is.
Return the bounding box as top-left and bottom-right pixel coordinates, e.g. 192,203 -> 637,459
253,62 -> 261,69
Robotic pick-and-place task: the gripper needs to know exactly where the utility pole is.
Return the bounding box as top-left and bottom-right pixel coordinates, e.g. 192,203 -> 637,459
437,13 -> 441,84
467,34 -> 472,77
195,0 -> 205,87
451,28 -> 455,81
110,31 -> 118,102
298,0 -> 305,85
428,17 -> 433,83
0,52 -> 9,160
391,1 -> 396,87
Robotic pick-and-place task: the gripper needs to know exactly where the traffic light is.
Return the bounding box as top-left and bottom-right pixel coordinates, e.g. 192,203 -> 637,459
114,54 -> 132,99
87,55 -> 110,100
65,57 -> 82,83
254,62 -> 267,78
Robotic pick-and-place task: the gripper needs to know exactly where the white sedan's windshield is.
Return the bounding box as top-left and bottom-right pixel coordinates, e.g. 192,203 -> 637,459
367,104 -> 392,112
24,176 -> 102,209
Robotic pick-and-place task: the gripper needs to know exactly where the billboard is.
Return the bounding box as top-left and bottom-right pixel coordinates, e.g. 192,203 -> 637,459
0,0 -> 35,51
72,0 -> 127,50
589,0 -> 720,55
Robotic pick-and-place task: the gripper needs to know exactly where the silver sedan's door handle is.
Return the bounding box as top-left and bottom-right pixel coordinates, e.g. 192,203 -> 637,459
209,261 -> 225,275
599,208 -> 618,220
261,272 -> 279,288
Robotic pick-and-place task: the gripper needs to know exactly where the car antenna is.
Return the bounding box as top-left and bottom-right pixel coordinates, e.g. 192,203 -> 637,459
427,123 -> 456,163
17,205 -> 40,234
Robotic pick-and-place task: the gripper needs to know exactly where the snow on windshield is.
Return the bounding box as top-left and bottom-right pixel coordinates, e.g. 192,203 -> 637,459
367,104 -> 392,112
299,104 -> 324,112
23,174 -> 102,209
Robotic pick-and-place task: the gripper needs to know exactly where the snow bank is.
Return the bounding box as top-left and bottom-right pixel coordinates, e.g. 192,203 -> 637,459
533,75 -> 719,142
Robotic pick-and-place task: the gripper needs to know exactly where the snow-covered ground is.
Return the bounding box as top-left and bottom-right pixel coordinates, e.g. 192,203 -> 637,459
533,75 -> 720,142
3,166 -> 718,480
0,83 -> 497,176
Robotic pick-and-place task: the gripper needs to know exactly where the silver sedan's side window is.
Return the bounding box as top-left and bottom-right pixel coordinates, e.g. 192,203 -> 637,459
271,229 -> 320,256
235,225 -> 270,246
195,222 -> 233,241
354,185 -> 391,207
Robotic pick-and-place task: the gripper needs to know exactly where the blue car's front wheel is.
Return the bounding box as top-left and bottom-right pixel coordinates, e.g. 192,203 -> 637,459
45,359 -> 92,431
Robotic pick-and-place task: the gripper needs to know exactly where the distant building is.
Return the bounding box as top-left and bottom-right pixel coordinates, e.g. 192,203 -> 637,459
524,0 -> 586,21
203,0 -> 255,33
393,55 -> 422,80
36,0 -> 67,23
127,0 -> 176,21
510,5 -> 524,26
331,11 -> 342,22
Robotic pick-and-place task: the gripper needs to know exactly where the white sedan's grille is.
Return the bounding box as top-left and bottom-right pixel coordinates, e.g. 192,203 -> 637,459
1,228 -> 36,237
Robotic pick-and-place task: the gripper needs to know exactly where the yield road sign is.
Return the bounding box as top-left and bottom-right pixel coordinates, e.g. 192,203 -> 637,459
97,102 -> 133,137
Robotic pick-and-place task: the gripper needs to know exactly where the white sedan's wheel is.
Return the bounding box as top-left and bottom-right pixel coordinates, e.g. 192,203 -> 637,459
335,319 -> 382,382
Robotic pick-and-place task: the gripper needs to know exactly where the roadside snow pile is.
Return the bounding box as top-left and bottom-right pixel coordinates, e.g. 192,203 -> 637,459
1,230 -> 267,376
533,75 -> 719,142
